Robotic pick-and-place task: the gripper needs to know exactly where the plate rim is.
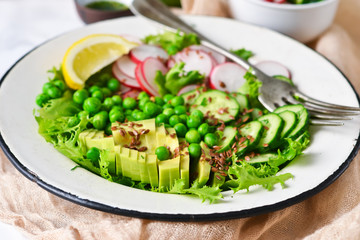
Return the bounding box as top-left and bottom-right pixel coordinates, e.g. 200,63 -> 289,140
1,16 -> 360,221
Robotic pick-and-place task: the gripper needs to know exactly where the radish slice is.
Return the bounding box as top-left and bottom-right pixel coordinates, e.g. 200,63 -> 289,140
177,84 -> 200,96
115,55 -> 137,79
209,62 -> 247,92
112,63 -> 141,89
167,57 -> 176,69
120,84 -> 132,94
141,57 -> 168,94
177,49 -> 214,77
188,45 -> 226,65
256,61 -> 291,79
130,44 -> 169,64
135,63 -> 159,96
122,89 -> 141,99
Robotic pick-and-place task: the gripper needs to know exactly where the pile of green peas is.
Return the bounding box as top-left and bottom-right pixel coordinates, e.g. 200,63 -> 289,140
35,79 -> 67,107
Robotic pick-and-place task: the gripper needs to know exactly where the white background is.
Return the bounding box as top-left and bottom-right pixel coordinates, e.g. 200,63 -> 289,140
0,0 -> 84,238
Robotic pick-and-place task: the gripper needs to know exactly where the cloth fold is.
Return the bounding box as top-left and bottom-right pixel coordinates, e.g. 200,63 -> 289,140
1,0 -> 360,239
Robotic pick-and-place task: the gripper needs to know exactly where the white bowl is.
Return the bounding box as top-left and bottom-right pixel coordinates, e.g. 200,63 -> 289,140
228,0 -> 339,43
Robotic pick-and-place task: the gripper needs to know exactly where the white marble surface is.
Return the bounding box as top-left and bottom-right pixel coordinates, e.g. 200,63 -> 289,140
0,0 -> 84,238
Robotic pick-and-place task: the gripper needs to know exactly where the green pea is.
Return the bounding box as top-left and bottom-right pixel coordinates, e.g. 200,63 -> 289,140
125,109 -> 133,115
170,96 -> 184,107
42,82 -> 54,93
154,96 -> 165,106
137,91 -> 149,100
163,94 -> 175,103
67,116 -> 80,127
92,90 -> 104,101
112,95 -> 122,105
155,146 -> 170,161
73,89 -> 89,105
83,97 -> 102,114
89,85 -> 101,94
86,147 -> 100,162
78,110 -> 89,119
179,114 -> 188,124
174,123 -> 187,138
144,102 -> 159,117
155,113 -> 168,124
52,80 -> 66,92
188,143 -> 201,159
35,93 -> 50,107
162,103 -> 172,109
186,115 -> 202,128
185,129 -> 201,144
101,87 -> 112,98
169,115 -> 181,127
92,111 -> 108,130
103,97 -> 114,111
138,98 -> 151,110
198,123 -> 210,137
204,133 -> 218,148
105,123 -> 113,136
135,111 -> 148,121
110,106 -> 123,114
122,97 -> 137,109
131,109 -> 140,119
163,108 -> 175,118
46,86 -> 62,99
109,110 -> 125,123
107,78 -> 120,92
174,105 -> 187,115
191,110 -> 204,121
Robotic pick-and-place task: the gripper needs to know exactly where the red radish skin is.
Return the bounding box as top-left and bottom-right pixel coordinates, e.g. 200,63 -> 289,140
112,62 -> 141,89
135,63 -> 159,96
177,84 -> 200,96
209,62 -> 247,92
141,57 -> 168,93
120,85 -> 132,94
188,45 -> 226,65
256,60 -> 291,79
115,55 -> 137,79
130,44 -> 169,64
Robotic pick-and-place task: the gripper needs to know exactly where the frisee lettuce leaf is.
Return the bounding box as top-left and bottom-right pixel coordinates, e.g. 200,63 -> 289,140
163,62 -> 204,95
227,161 -> 293,193
238,69 -> 263,109
230,48 -> 254,61
169,179 -> 223,204
142,31 -> 200,55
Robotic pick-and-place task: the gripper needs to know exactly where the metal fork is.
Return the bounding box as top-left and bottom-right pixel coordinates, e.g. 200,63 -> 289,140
130,0 -> 360,126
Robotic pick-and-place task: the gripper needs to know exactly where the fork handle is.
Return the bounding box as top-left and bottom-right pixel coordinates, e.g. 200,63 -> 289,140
130,0 -> 254,71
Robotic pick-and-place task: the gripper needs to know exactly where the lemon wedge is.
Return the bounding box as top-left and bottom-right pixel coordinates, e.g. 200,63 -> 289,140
62,34 -> 139,90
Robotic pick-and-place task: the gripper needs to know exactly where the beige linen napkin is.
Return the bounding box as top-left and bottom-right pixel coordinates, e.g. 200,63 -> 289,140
1,0 -> 360,239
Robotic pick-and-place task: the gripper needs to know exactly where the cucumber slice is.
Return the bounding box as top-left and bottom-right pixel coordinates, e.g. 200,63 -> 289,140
274,104 -> 309,139
251,108 -> 264,120
181,87 -> 205,106
217,126 -> 237,153
257,113 -> 284,151
191,90 -> 239,122
231,92 -> 250,113
278,110 -> 298,138
246,153 -> 278,164
238,120 -> 263,149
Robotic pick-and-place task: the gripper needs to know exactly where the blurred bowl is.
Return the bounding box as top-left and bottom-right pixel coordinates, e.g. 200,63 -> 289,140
74,0 -> 133,24
228,0 -> 339,43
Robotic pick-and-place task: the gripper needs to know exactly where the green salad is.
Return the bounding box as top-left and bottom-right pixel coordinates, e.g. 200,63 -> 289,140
34,31 -> 310,203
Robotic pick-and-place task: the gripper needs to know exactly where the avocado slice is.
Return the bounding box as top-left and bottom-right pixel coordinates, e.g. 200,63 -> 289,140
129,149 -> 140,181
114,145 -> 122,176
156,123 -> 167,148
194,142 -> 212,187
111,121 -> 149,151
120,147 -> 131,179
146,154 -> 159,187
141,119 -> 157,154
158,156 -> 180,191
165,127 -> 179,156
210,172 -> 225,187
138,152 -> 150,184
179,139 -> 190,189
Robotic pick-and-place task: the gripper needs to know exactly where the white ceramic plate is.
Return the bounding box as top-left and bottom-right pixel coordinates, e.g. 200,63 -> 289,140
0,16 -> 359,221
